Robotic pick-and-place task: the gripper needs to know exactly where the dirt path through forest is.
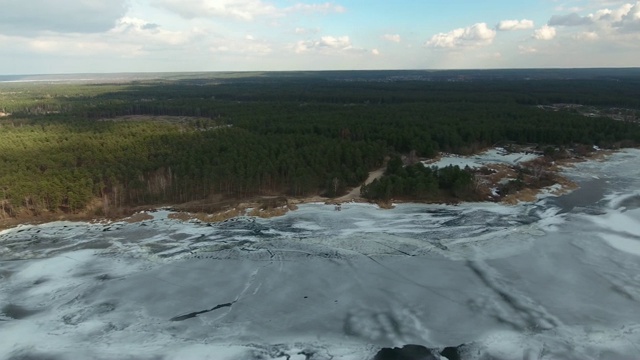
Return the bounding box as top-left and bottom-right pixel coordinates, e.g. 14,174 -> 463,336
334,166 -> 386,203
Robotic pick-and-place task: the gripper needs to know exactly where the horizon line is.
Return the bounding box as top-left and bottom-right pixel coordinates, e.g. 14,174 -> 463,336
2,66 -> 640,78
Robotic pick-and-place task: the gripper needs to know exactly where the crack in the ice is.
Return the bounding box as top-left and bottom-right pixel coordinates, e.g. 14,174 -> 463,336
372,240 -> 414,256
169,301 -> 235,321
468,260 -> 561,331
169,266 -> 263,322
363,253 -> 464,306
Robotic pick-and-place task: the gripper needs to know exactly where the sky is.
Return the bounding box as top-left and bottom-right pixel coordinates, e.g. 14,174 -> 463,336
0,0 -> 639,74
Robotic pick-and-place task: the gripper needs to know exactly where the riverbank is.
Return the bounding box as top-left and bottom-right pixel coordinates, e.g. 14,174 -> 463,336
138,147 -> 625,224
0,147 -> 624,231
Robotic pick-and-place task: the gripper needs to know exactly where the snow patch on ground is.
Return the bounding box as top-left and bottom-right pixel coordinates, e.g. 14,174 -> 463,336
424,148 -> 540,169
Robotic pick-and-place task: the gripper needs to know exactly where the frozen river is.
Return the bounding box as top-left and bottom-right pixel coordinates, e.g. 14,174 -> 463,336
1,150 -> 640,360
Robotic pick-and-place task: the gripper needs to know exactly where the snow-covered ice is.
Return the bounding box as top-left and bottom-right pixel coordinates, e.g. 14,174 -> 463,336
424,148 -> 540,169
1,149 -> 640,360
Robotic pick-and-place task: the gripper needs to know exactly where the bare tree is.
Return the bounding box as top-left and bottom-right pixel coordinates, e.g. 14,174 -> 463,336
332,177 -> 340,196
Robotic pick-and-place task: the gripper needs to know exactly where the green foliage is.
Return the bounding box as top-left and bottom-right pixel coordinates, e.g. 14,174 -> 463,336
362,163 -> 475,201
385,156 -> 404,176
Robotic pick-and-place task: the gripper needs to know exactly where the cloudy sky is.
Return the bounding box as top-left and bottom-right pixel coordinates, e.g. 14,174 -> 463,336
1,0 -> 639,74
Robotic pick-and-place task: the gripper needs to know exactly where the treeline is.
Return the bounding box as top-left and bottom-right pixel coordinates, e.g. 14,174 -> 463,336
4,76 -> 640,117
0,121 -> 384,216
1,74 -> 640,217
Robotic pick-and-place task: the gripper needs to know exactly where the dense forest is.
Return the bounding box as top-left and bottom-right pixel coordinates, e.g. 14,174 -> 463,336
1,70 -> 639,218
361,157 -> 477,202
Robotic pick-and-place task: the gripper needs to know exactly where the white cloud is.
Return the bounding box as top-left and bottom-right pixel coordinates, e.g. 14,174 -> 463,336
0,0 -> 128,35
546,2 -> 638,31
554,5 -> 586,13
549,13 -> 594,26
295,35 -> 361,54
426,23 -> 496,48
533,24 -> 557,40
542,2 -> 640,43
22,33 -> 144,58
617,1 -> 640,32
4,0 -> 640,73
497,19 -> 535,31
210,37 -> 272,55
151,0 -> 278,20
151,0 -> 345,20
318,35 -> 351,49
382,34 -> 402,43
111,17 -> 196,46
294,27 -> 320,35
518,45 -> 538,54
590,3 -> 634,24
573,31 -> 600,40
5,16 -> 207,59
285,2 -> 346,14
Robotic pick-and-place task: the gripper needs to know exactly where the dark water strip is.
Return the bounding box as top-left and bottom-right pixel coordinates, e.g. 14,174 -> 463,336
170,301 -> 235,321
552,178 -> 607,213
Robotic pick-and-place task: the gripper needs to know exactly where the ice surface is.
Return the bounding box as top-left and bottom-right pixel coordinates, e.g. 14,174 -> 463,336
1,150 -> 640,359
600,233 -> 640,257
